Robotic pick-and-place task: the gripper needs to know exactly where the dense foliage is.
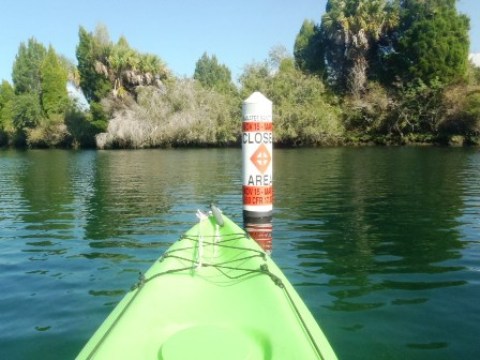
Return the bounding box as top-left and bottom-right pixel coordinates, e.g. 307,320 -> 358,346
5,38 -> 73,147
321,0 -> 398,94
76,26 -> 112,104
389,0 -> 470,86
294,0 -> 477,144
194,53 -> 236,94
0,81 -> 15,142
293,20 -> 324,76
96,79 -> 240,149
0,1 -> 478,149
41,46 -> 69,118
12,38 -> 47,95
240,55 -> 343,145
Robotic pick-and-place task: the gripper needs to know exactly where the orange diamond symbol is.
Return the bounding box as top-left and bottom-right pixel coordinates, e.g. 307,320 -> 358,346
250,144 -> 271,173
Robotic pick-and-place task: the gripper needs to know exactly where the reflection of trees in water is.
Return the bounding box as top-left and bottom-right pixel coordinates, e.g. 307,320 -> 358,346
18,150 -> 75,225
85,150 -> 169,241
15,150 -> 97,261
84,149 -> 241,241
13,149 -> 241,260
275,148 -> 468,310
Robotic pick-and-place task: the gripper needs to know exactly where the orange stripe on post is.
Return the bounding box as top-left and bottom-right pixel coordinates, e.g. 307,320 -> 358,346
245,223 -> 273,252
243,185 -> 273,206
242,122 -> 273,132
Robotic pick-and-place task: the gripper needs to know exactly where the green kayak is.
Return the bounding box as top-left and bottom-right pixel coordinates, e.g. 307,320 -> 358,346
77,208 -> 337,360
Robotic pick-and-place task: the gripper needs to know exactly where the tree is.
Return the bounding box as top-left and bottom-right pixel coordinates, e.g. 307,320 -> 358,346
139,53 -> 165,74
76,26 -> 112,103
77,25 -> 169,103
0,81 -> 15,144
40,46 -> 69,118
109,39 -> 169,98
12,38 -> 47,94
64,106 -> 100,148
0,81 -> 15,130
13,92 -> 43,131
294,20 -> 324,75
240,51 -> 343,145
107,36 -> 135,97
439,85 -> 480,139
11,38 -> 45,140
194,52 -> 235,93
467,61 -> 480,86
76,25 -> 112,126
320,0 -> 398,94
239,61 -> 271,97
390,0 -> 470,86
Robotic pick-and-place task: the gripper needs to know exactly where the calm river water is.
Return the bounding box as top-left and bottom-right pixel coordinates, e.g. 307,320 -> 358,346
1,148 -> 479,359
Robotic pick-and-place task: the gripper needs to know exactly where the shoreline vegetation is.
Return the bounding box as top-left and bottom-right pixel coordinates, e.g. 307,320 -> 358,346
1,0 -> 480,150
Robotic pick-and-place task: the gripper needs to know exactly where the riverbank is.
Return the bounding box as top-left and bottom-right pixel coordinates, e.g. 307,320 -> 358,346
3,135 -> 480,150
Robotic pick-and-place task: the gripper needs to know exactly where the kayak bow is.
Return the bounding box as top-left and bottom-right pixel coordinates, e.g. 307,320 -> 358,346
77,210 -> 337,360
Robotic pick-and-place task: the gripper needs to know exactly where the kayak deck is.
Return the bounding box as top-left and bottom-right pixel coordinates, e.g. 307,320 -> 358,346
77,212 -> 337,359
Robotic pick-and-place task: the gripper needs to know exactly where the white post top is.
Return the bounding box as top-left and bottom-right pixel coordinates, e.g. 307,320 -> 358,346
242,91 -> 272,121
243,91 -> 272,105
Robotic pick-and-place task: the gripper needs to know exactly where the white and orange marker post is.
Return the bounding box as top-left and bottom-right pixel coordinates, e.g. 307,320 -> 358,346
242,92 -> 273,253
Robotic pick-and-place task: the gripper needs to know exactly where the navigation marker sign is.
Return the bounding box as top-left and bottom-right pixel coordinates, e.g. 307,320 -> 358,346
242,91 -> 273,252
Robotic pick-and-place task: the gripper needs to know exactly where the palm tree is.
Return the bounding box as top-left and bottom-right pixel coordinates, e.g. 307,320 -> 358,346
140,54 -> 168,79
87,31 -> 169,98
321,0 -> 398,94
107,37 -> 136,97
321,0 -> 349,90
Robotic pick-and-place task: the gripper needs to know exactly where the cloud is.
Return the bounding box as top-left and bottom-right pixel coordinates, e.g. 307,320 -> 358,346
469,53 -> 480,67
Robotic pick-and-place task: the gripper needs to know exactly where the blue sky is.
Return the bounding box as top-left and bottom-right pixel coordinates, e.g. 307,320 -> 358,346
1,0 -> 479,83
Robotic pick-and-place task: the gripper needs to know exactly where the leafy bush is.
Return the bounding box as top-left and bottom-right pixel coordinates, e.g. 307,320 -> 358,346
95,80 -> 240,149
26,121 -> 70,148
13,93 -> 43,131
440,85 -> 480,138
343,82 -> 392,134
240,57 -> 344,146
65,107 -> 104,148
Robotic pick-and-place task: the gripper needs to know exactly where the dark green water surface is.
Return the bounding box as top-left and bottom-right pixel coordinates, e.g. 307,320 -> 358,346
1,148 -> 479,359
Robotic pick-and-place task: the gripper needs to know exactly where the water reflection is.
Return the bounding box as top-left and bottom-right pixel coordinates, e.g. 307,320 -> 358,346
84,149 -> 241,242
85,151 -> 171,241
273,148 -> 480,359
276,148 -> 468,313
17,150 -> 75,226
7,149 -> 243,259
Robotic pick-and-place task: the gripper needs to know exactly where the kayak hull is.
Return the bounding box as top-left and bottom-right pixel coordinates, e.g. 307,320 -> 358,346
77,212 -> 337,359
